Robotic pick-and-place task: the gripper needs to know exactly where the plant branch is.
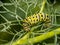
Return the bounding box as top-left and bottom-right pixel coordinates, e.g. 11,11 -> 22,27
12,27 -> 60,45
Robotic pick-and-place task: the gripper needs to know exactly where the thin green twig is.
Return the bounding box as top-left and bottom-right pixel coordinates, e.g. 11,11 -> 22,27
39,0 -> 46,13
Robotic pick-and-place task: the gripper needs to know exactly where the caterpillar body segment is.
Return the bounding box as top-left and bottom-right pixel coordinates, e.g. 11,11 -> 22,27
24,13 -> 49,25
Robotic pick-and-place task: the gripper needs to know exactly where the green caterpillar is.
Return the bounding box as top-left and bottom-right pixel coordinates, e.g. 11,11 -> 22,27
22,13 -> 50,31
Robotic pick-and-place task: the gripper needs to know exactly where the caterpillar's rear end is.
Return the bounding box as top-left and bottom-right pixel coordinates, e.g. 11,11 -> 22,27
22,22 -> 30,31
22,13 -> 51,32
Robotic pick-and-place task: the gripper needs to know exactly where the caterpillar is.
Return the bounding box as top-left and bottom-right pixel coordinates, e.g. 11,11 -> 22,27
22,13 -> 51,31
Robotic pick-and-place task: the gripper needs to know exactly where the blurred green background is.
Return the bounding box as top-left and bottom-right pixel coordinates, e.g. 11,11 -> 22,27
0,0 -> 60,45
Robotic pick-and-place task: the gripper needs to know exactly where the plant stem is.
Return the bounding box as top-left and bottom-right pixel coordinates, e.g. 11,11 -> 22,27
12,27 -> 60,45
39,0 -> 46,13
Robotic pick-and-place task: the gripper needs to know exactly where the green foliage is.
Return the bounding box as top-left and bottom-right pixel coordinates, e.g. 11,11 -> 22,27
0,0 -> 60,45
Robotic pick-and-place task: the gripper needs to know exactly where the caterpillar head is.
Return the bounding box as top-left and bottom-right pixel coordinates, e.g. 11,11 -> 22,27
45,14 -> 51,23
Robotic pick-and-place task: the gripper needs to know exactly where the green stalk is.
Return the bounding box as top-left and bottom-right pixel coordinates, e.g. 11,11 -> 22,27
12,27 -> 60,45
39,0 -> 46,13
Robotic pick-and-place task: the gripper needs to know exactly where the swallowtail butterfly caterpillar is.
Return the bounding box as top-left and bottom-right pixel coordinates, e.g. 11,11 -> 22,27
22,13 -> 51,31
